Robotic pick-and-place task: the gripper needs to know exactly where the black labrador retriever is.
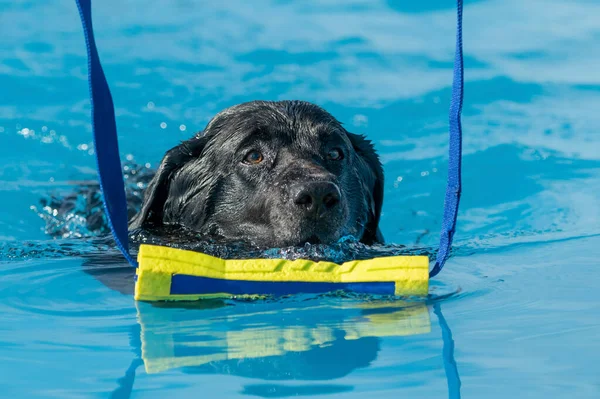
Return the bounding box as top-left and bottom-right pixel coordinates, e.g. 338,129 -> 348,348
129,100 -> 384,247
42,100 -> 384,248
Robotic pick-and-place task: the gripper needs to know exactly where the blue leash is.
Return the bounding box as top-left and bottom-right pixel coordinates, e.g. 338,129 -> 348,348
430,0 -> 464,278
74,0 -> 463,276
75,0 -> 137,267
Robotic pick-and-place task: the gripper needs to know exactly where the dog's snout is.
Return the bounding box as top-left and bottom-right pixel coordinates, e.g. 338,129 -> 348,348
292,181 -> 340,218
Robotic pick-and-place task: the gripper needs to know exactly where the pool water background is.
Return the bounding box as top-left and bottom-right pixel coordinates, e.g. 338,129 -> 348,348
1,0 -> 599,397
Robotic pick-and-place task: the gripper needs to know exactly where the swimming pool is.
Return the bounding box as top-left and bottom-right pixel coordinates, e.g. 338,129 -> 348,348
1,0 -> 599,397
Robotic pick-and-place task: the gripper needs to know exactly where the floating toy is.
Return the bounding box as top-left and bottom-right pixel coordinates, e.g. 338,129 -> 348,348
135,244 -> 429,301
74,0 -> 463,301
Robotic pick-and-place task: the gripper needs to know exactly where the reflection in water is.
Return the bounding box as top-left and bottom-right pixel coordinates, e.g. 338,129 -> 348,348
137,300 -> 430,375
110,357 -> 143,399
435,303 -> 462,399
110,299 -> 461,398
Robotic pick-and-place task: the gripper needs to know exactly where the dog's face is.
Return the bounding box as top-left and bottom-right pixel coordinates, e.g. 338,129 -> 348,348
130,101 -> 384,247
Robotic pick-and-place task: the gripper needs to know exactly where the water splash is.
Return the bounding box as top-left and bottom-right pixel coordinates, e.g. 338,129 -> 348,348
131,225 -> 434,263
30,161 -> 154,239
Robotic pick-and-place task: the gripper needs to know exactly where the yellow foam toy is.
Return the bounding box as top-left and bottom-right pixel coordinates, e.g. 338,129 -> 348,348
137,300 -> 430,373
135,244 -> 429,301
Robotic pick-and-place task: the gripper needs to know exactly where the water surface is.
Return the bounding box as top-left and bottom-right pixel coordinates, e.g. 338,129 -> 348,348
1,0 -> 599,397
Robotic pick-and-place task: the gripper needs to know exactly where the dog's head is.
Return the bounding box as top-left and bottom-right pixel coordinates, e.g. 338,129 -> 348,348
130,100 -> 384,247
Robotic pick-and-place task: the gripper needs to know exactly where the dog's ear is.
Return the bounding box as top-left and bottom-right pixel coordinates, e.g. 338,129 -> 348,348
129,135 -> 207,229
346,132 -> 385,244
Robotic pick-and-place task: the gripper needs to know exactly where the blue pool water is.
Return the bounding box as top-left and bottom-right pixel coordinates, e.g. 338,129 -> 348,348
1,0 -> 600,397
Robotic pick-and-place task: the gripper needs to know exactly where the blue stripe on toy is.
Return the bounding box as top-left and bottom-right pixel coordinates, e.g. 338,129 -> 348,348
170,275 -> 396,296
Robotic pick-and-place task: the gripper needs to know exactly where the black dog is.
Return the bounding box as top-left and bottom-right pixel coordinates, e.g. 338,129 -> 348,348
39,100 -> 384,248
130,100 -> 384,247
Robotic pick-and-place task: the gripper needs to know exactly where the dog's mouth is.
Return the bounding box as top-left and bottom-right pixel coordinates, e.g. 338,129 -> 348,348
303,235 -> 322,245
279,226 -> 345,247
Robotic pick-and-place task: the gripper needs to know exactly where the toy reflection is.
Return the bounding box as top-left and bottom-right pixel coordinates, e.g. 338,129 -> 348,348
110,299 -> 460,398
138,299 -> 430,376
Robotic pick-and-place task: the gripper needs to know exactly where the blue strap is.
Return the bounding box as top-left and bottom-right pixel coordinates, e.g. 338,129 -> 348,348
75,0 -> 138,267
430,0 -> 464,278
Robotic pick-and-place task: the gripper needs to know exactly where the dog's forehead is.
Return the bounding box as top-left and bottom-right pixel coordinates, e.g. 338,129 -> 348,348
234,116 -> 344,144
261,123 -> 350,155
204,101 -> 352,152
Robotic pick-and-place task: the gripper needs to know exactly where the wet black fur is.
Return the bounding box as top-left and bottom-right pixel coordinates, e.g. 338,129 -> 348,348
129,100 -> 384,247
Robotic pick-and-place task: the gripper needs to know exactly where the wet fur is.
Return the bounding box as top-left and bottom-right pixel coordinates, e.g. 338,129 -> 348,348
130,100 -> 384,247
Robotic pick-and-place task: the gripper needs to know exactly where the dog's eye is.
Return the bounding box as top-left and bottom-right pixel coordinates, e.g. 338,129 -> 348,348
243,150 -> 264,165
327,148 -> 344,161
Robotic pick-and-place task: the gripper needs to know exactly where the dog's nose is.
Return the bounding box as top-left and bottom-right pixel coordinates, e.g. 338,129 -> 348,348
292,181 -> 341,217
